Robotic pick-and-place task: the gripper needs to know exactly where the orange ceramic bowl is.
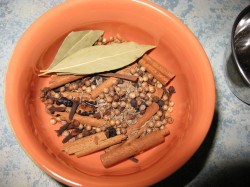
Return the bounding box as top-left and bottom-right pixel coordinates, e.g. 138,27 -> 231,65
5,0 -> 215,186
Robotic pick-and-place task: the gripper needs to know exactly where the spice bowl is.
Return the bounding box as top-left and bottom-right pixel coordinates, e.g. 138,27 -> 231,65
5,0 -> 215,186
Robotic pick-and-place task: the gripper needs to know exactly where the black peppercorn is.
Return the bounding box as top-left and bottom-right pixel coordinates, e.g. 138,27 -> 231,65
157,100 -> 165,107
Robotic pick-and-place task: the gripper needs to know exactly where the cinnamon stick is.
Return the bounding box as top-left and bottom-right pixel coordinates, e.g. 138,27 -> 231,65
63,132 -> 108,153
139,57 -> 174,85
100,129 -> 169,168
48,75 -> 85,89
75,135 -> 127,157
90,64 -> 136,99
126,102 -> 159,135
61,91 -> 90,99
100,73 -> 138,81
55,112 -> 106,127
142,55 -> 175,84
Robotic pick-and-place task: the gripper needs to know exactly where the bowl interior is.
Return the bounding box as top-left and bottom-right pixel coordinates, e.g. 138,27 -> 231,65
5,0 -> 215,186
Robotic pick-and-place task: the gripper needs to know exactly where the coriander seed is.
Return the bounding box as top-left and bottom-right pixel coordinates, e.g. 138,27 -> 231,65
155,121 -> 162,128
95,127 -> 101,133
163,105 -> 168,110
139,104 -> 146,111
167,107 -> 173,113
106,96 -> 113,103
50,118 -> 57,125
60,87 -> 65,92
156,83 -> 163,88
157,110 -> 163,117
160,125 -> 165,130
129,92 -> 136,99
154,115 -> 160,121
109,119 -> 115,126
62,130 -> 70,137
120,128 -> 127,134
112,102 -> 118,108
148,121 -> 154,128
85,87 -> 92,93
139,93 -> 146,99
146,128 -> 152,133
54,93 -> 60,99
77,133 -> 83,139
149,85 -> 156,93
162,94 -> 168,101
82,86 -> 87,91
130,67 -> 136,74
146,101 -> 152,106
167,117 -> 174,124
114,109 -> 121,116
103,87 -> 109,94
115,120 -> 121,125
99,93 -> 105,99
103,115 -> 109,121
91,85 -> 96,90
140,66 -> 146,72
85,80 -> 91,86
86,125 -> 92,131
169,101 -> 175,107
142,75 -> 149,82
120,101 -> 126,108
78,124 -> 84,129
148,73 -> 153,80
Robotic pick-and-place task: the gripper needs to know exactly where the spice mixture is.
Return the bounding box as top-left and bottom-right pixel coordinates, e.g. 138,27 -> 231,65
39,34 -> 176,167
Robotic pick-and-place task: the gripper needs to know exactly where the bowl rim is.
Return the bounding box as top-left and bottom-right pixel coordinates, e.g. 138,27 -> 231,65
4,0 -> 216,186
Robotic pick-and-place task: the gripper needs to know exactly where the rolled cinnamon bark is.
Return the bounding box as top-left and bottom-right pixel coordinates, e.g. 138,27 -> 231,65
75,135 -> 127,157
55,112 -> 106,127
62,132 -> 107,153
90,64 -> 136,99
126,102 -> 159,135
48,75 -> 85,89
100,129 -> 169,168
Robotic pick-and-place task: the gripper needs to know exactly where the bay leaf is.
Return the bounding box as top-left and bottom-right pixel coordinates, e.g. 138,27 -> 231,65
48,30 -> 104,69
41,42 -> 155,75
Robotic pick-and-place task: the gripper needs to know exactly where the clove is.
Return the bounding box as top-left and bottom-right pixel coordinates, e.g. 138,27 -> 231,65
69,98 -> 80,120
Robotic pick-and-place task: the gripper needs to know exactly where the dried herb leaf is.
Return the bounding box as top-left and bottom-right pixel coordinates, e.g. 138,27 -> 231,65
41,42 -> 155,75
48,30 -> 104,69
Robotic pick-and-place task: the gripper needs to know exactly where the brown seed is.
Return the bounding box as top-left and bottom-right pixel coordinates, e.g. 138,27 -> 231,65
139,104 -> 146,111
109,119 -> 116,126
50,118 -> 57,125
110,90 -> 115,96
146,128 -> 152,133
113,95 -> 120,102
112,102 -> 118,108
86,125 -> 92,131
106,96 -> 113,103
155,121 -> 162,128
121,128 -> 127,134
120,101 -> 126,107
167,117 -> 174,124
85,80 -> 91,86
60,87 -> 65,92
121,123 -> 128,128
114,109 -> 121,116
99,93 -> 105,99
139,92 -> 146,99
129,92 -> 136,99
115,120 -> 121,125
72,83 -> 79,90
103,87 -> 109,94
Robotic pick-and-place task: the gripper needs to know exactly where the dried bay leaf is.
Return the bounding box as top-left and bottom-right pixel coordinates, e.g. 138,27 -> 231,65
41,42 -> 155,75
48,30 -> 104,69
